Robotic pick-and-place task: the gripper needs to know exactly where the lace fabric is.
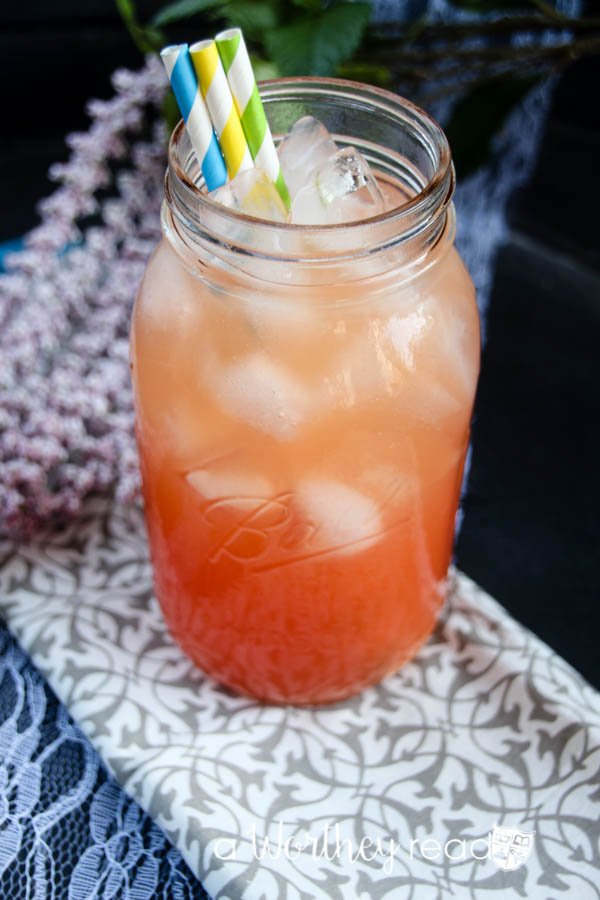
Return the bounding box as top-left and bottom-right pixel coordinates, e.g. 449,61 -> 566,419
0,626 -> 210,899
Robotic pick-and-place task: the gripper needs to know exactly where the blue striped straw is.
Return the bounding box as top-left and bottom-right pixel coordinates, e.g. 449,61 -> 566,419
161,43 -> 227,192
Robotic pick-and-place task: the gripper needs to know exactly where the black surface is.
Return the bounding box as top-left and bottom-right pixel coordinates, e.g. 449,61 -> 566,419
455,50 -> 600,690
508,56 -> 600,273
0,0 -> 205,241
456,235 -> 600,688
1,3 -> 142,241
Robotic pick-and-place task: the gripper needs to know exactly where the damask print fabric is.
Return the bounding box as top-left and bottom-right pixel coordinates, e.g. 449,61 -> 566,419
0,499 -> 599,898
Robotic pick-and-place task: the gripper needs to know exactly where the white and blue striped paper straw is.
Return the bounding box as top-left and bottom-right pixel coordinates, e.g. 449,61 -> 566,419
161,43 -> 227,192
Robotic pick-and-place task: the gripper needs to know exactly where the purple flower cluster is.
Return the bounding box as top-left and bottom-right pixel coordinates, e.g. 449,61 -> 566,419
0,57 -> 168,538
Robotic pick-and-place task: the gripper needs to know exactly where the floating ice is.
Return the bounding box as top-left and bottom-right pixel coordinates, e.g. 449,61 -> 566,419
139,240 -> 202,334
277,116 -> 338,200
297,478 -> 382,556
386,297 -> 478,416
317,301 -> 469,427
245,293 -> 321,363
209,167 -> 288,222
164,393 -> 237,471
384,306 -> 433,372
411,379 -> 464,424
186,464 -> 273,502
318,311 -> 421,408
215,353 -> 310,440
291,147 -> 386,226
382,304 -> 467,424
431,300 -> 480,404
359,465 -> 417,514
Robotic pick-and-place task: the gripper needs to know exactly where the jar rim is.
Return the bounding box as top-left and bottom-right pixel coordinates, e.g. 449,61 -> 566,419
165,76 -> 454,261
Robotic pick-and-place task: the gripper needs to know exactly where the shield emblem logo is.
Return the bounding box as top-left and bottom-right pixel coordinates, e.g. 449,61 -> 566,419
491,824 -> 535,871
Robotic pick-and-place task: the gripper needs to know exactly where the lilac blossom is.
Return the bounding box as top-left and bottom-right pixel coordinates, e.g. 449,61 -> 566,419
0,56 -> 168,537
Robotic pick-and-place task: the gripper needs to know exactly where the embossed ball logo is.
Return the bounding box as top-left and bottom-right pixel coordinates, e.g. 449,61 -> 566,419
204,494 -> 320,568
490,824 -> 535,872
203,489 -> 391,569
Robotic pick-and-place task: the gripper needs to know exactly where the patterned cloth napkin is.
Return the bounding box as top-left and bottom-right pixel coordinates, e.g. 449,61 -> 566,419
1,499 -> 599,899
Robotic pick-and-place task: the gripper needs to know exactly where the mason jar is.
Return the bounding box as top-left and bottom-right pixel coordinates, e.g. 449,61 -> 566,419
130,78 -> 480,705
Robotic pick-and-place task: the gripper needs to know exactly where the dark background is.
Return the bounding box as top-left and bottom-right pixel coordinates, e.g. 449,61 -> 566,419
1,3 -> 599,687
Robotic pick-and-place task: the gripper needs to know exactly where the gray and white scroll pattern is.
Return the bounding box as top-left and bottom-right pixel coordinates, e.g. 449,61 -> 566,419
0,500 -> 599,899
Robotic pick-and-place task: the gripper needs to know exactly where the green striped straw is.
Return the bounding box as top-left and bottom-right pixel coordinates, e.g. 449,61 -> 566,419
215,28 -> 290,211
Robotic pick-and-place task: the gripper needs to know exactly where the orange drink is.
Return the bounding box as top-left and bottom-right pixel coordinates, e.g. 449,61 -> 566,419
130,79 -> 480,704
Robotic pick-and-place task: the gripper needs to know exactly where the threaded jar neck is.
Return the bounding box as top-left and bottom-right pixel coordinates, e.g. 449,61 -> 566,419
164,77 -> 455,282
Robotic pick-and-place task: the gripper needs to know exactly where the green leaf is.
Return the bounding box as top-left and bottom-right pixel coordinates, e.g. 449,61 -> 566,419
264,2 -> 372,77
446,0 -> 534,11
222,1 -> 281,39
139,25 -> 166,51
163,90 -> 181,136
291,0 -> 323,10
444,74 -> 541,179
115,0 -> 137,28
116,0 -> 165,53
251,55 -> 281,81
151,0 -> 223,27
337,61 -> 392,88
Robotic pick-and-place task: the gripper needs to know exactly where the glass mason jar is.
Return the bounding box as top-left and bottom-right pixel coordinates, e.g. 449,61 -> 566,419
130,78 -> 480,705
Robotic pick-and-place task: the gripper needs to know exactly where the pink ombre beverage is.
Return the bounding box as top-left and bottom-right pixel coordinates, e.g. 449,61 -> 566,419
130,79 -> 480,704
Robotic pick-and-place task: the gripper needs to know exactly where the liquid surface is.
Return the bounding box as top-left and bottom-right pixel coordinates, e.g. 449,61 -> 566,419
131,234 -> 479,703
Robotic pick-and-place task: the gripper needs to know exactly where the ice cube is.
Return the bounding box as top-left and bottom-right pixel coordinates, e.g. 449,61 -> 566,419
277,116 -> 338,200
314,302 -> 469,431
215,353 -> 311,440
388,314 -> 465,424
317,318 -> 405,409
387,296 -> 477,417
431,299 -> 479,404
209,168 -> 289,223
291,147 -> 386,226
359,465 -> 417,514
138,239 -> 202,336
384,306 -> 433,372
245,293 -> 321,365
186,464 -> 273,502
296,478 -> 382,557
304,432 -> 419,520
322,303 -> 436,408
407,380 -> 464,424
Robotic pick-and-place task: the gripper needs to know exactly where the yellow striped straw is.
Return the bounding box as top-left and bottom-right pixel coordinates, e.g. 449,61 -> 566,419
190,39 -> 253,181
215,28 -> 290,210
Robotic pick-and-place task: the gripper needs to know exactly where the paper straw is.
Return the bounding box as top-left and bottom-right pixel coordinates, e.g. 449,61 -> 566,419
160,43 -> 227,192
215,28 -> 291,210
190,39 -> 253,181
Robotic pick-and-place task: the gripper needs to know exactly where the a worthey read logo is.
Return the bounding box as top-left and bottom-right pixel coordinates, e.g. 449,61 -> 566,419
215,821 -> 537,875
491,824 -> 535,871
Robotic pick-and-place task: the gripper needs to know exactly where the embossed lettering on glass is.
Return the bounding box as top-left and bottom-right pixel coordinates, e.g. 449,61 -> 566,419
130,78 -> 480,704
